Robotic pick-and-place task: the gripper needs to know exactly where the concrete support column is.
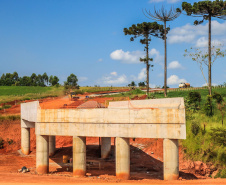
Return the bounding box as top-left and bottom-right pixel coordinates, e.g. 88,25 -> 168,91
116,137 -> 130,180
49,136 -> 56,157
73,136 -> 86,177
36,135 -> 49,174
101,137 -> 111,159
163,139 -> 179,180
21,127 -> 30,155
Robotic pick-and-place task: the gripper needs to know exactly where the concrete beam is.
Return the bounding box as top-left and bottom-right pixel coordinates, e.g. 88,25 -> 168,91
101,137 -> 111,159
36,135 -> 49,174
36,121 -> 185,139
163,139 -> 179,180
108,97 -> 185,109
49,136 -> 55,157
116,137 -> 130,180
36,106 -> 186,139
37,107 -> 185,124
21,127 -> 30,155
73,136 -> 86,177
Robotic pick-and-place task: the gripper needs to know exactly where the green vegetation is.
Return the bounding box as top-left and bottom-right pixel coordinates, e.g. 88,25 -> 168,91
79,86 -> 128,93
0,115 -> 21,121
0,86 -> 64,104
105,88 -> 145,99
0,72 -> 59,86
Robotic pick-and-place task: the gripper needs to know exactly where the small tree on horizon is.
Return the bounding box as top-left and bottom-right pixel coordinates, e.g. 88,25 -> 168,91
181,0 -> 226,95
124,22 -> 167,97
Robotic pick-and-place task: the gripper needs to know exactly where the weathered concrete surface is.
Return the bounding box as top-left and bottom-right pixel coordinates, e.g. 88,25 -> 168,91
21,101 -> 39,122
36,107 -> 186,139
73,136 -> 86,177
36,135 -> 49,174
163,139 -> 179,180
101,137 -> 111,159
108,98 -> 184,109
21,127 -> 30,155
116,137 -> 130,180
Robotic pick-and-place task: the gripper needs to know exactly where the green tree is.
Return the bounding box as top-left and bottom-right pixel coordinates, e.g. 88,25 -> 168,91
138,81 -> 146,87
49,75 -> 59,86
124,22 -> 166,96
30,73 -> 37,86
181,0 -> 226,95
143,6 -> 181,97
19,76 -> 31,86
42,72 -> 49,86
66,73 -> 78,88
128,81 -> 136,87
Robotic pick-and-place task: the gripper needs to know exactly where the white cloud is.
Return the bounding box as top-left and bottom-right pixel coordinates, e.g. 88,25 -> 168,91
110,49 -> 144,64
168,21 -> 226,44
168,61 -> 184,69
78,77 -> 88,82
130,68 -> 146,82
110,71 -> 117,76
150,48 -> 164,65
98,58 -> 103,62
149,0 -> 181,3
138,68 -> 146,80
195,37 -> 223,47
98,72 -> 128,85
167,75 -> 186,85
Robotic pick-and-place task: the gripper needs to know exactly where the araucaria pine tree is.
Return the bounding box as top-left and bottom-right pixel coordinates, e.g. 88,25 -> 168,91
124,22 -> 166,96
143,6 -> 181,97
182,0 -> 226,95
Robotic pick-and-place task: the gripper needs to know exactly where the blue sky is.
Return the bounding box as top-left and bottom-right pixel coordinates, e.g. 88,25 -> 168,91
0,0 -> 226,87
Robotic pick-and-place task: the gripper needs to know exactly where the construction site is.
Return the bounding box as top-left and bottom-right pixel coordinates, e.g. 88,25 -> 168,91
0,92 -> 224,185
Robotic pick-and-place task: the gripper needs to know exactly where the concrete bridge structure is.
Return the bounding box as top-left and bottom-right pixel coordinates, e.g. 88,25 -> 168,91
21,98 -> 186,180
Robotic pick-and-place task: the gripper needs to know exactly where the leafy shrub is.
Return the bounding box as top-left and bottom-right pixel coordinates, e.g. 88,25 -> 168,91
130,88 -> 145,95
191,121 -> 201,136
213,92 -> 224,104
185,91 -> 201,111
204,95 -> 213,116
209,127 -> 226,146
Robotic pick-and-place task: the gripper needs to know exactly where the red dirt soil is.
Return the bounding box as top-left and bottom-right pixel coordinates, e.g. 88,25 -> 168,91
0,95 -> 225,185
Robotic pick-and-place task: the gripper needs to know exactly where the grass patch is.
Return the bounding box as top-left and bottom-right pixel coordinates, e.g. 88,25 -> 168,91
0,86 -> 64,104
0,105 -> 11,110
79,86 -> 128,93
105,88 -> 145,98
0,115 -> 21,121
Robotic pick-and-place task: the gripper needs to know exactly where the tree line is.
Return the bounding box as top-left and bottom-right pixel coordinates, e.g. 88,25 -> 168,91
0,72 -> 59,86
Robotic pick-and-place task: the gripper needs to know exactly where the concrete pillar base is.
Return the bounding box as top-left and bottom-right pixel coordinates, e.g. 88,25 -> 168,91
73,136 -> 86,177
49,136 -> 56,157
101,137 -> 111,159
116,137 -> 130,180
21,127 -> 30,155
163,139 -> 179,180
36,135 -> 49,174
